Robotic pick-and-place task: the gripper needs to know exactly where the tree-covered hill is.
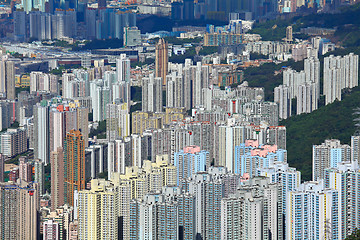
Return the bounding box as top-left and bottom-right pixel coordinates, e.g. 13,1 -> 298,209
281,86 -> 360,181
249,3 -> 360,46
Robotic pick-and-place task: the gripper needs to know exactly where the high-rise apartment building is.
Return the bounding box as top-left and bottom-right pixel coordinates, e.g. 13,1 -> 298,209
142,74 -> 163,112
130,194 -> 179,240
166,72 -> 187,109
123,27 -> 141,47
283,68 -> 306,99
235,141 -> 287,177
174,146 -> 209,185
116,54 -> 130,83
205,179 -> 224,240
286,26 -> 293,42
0,100 -> 13,131
112,81 -> 131,106
312,139 -> 351,180
131,109 -> 186,135
281,58 -> 320,116
19,157 -> 32,182
177,192 -> 196,240
274,84 -> 292,119
34,101 -> 50,164
304,57 -> 320,98
43,219 -> 60,240
0,57 -> 15,100
29,11 -> 77,40
64,130 -> 85,206
323,53 -> 359,105
43,204 -> 74,240
221,177 -> 282,240
258,161 -> 301,216
106,102 -> 130,141
30,72 -> 58,94
34,159 -> 44,195
0,181 -> 39,240
0,154 -> 3,182
351,135 -> 360,165
107,138 -> 132,177
297,82 -> 318,114
6,61 -> 15,100
150,127 -> 194,164
286,180 -> 338,240
155,38 -> 169,85
0,128 -> 27,158
324,161 -> 360,239
90,80 -> 111,121
323,66 -> 342,104
77,179 -> 119,240
13,11 -> 27,41
187,61 -> 210,108
35,100 -> 89,165
218,125 -> 249,171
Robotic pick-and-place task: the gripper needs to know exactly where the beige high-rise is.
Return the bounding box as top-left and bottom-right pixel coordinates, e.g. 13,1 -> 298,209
0,181 -> 39,240
51,147 -> 65,211
155,38 -> 169,85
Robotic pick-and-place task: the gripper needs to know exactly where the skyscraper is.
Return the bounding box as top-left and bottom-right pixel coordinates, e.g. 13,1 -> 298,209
351,135 -> 360,165
177,193 -> 196,240
64,130 -> 85,206
34,159 -> 45,195
51,148 -> 65,211
34,101 -> 50,165
304,57 -> 320,99
155,38 -> 169,85
312,139 -> 351,181
0,128 -> 27,157
43,219 -> 60,240
274,85 -> 292,119
13,11 -> 27,42
19,157 -> 32,182
324,161 -> 360,239
174,146 -> 209,185
221,178 -> 282,240
323,53 -> 359,105
205,179 -> 224,240
116,54 -> 130,83
0,57 -> 15,100
166,72 -> 188,109
286,181 -> 339,240
123,27 -> 141,47
183,0 -> 195,20
106,102 -> 130,141
130,193 -> 179,240
0,154 -> 3,182
141,74 -> 163,112
5,61 -> 15,100
0,181 -> 39,240
297,82 -> 317,114
286,26 -> 293,42
77,179 -> 118,240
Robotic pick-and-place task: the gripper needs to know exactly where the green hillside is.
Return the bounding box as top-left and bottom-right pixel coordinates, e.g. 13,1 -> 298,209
280,87 -> 360,181
250,3 -> 360,47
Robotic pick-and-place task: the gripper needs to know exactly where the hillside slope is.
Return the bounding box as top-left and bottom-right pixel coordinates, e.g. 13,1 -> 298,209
280,87 -> 360,181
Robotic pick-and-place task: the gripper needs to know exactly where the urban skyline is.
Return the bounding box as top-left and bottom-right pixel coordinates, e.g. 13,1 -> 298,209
0,0 -> 360,239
